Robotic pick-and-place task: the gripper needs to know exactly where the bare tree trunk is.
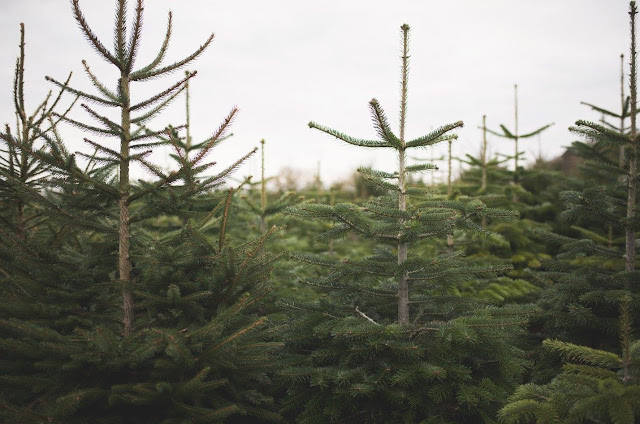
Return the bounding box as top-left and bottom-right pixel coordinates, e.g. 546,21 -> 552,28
513,84 -> 519,184
626,4 -> 637,277
185,71 -> 192,155
446,139 -> 454,251
119,74 -> 134,336
397,24 -> 410,325
481,115 -> 488,228
481,115 -> 488,193
15,202 -> 25,240
447,140 -> 453,195
621,54 -> 626,169
16,126 -> 28,240
260,139 -> 267,233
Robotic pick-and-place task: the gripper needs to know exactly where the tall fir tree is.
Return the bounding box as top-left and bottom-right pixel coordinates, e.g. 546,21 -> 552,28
501,2 -> 640,422
279,24 -> 532,423
0,1 -> 283,422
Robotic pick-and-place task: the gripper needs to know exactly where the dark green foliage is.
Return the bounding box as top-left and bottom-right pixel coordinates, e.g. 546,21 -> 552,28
500,301 -> 640,424
280,313 -> 527,424
0,23 -> 76,240
0,1 -> 281,422
3,1 -> 639,423
529,2 -> 640,354
501,3 -> 640,422
278,24 -> 531,423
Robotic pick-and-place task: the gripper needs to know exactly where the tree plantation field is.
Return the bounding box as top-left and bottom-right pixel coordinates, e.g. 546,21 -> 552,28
1,1 -> 639,423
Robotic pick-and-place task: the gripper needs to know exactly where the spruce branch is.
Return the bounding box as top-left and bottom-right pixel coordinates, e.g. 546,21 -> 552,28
125,0 -> 144,73
129,71 -> 196,111
131,33 -> 214,81
81,60 -> 119,102
219,188 -> 233,251
72,0 -> 123,69
369,99 -> 401,147
45,76 -> 121,107
133,11 -> 172,76
130,87 -> 183,125
405,121 -> 464,149
52,112 -> 120,137
308,121 -> 391,148
519,123 -> 555,138
581,101 -> 623,119
80,104 -> 123,133
190,107 -> 238,166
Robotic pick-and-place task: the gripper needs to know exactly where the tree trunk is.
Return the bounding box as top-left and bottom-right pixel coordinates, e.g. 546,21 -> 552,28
397,25 -> 410,325
119,74 -> 134,336
626,5 -> 637,277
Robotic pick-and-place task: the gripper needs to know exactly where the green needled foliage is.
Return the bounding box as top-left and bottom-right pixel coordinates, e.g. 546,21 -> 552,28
502,3 -> 640,423
0,1 -> 283,422
41,0 -> 221,336
500,300 -> 640,424
531,0 -> 640,353
0,24 -> 76,241
278,24 -> 532,423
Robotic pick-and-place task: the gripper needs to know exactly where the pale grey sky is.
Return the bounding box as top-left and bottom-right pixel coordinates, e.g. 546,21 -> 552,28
0,0 -> 631,185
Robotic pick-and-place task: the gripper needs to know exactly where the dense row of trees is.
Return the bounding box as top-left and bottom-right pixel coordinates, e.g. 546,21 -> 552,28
0,0 -> 639,423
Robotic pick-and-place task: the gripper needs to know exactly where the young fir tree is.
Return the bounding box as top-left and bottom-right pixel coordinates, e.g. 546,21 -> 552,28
565,53 -> 640,249
0,23 -> 76,240
458,113 -> 573,284
279,24 -> 531,423
457,115 -> 511,196
440,117 -> 541,305
581,53 -> 640,170
0,1 -> 283,422
487,84 -> 553,184
139,69 -> 236,230
501,3 -> 640,422
241,139 -> 300,233
530,1 -> 640,355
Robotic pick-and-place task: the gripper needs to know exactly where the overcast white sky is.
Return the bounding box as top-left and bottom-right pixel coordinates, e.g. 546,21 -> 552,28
0,0 -> 632,186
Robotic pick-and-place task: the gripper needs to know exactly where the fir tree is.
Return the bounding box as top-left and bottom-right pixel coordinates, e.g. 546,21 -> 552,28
580,53 -> 640,170
530,0 -> 640,353
241,139 -> 300,233
501,3 -> 640,422
39,0 -> 221,335
457,115 -> 511,196
1,1 -> 283,422
279,24 -> 530,423
0,23 -> 76,240
487,84 -> 553,184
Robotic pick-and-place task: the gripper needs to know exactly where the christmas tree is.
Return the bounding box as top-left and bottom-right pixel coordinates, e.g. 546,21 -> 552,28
279,24 -> 531,423
0,1 -> 282,421
501,3 -> 640,422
